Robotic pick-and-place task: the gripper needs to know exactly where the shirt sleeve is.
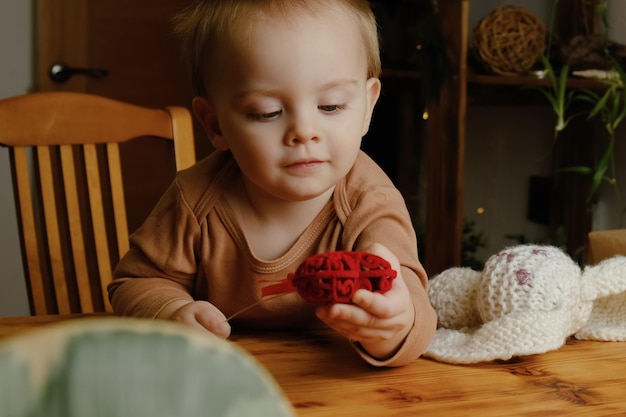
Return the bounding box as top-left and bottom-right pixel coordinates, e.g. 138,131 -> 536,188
336,155 -> 437,366
108,177 -> 200,318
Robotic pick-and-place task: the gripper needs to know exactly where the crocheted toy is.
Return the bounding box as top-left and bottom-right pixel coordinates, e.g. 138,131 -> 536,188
424,244 -> 626,364
261,251 -> 397,306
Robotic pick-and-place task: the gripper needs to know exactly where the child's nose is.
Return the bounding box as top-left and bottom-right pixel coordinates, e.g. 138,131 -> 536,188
284,111 -> 319,145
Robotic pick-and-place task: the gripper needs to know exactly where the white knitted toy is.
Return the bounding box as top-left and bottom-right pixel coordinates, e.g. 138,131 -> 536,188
424,244 -> 626,364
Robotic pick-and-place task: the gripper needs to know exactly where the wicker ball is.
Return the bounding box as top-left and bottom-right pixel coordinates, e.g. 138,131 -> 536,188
473,6 -> 546,76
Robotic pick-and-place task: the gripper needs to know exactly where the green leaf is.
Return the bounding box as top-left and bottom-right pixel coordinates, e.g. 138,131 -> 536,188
588,90 -> 611,118
556,166 -> 594,175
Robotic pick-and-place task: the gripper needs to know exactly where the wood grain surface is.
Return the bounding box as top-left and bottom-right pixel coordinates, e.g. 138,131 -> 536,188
2,314 -> 625,416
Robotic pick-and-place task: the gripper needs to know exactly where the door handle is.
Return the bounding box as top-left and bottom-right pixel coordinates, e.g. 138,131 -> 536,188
49,63 -> 109,84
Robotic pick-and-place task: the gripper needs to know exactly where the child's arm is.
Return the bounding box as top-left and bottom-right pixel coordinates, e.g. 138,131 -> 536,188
324,153 -> 438,366
156,299 -> 231,339
108,175 -> 208,321
315,243 -> 418,360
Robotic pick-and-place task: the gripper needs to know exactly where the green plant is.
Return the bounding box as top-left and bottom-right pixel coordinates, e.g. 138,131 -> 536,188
535,56 -> 584,137
538,0 -> 625,226
568,59 -> 625,205
461,219 -> 487,270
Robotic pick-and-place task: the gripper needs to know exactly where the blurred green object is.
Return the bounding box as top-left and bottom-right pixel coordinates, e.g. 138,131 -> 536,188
0,318 -> 294,417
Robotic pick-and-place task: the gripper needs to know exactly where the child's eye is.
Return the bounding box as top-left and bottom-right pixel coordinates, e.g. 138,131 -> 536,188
247,110 -> 282,121
319,104 -> 347,113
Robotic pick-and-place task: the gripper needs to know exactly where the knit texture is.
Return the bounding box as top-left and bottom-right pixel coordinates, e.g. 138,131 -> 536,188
576,258 -> 626,341
424,244 -> 626,364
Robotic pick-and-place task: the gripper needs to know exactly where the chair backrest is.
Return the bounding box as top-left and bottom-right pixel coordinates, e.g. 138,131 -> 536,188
0,92 -> 196,315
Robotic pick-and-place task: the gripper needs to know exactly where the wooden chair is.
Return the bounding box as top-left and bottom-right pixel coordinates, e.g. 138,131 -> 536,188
0,92 -> 196,315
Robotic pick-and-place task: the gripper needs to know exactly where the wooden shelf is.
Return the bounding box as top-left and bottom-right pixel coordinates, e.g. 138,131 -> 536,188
468,69 -> 607,90
424,0 -> 601,273
466,70 -> 606,106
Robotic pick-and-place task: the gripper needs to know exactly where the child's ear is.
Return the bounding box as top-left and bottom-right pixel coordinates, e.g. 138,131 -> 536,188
361,77 -> 381,136
192,96 -> 229,151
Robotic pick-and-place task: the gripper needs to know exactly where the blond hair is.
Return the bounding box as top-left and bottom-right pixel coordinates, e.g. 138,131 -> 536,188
172,0 -> 381,97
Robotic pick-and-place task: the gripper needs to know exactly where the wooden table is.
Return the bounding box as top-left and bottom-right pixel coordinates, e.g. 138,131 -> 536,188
1,314 -> 625,416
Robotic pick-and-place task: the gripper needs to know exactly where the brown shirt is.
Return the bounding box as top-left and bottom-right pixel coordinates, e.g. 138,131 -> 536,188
109,150 -> 436,366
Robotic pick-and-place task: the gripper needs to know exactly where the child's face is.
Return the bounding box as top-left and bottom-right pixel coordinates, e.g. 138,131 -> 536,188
194,5 -> 381,202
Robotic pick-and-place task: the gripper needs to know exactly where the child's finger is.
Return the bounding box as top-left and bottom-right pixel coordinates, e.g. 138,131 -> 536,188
352,289 -> 402,318
364,242 -> 401,272
198,312 -> 231,338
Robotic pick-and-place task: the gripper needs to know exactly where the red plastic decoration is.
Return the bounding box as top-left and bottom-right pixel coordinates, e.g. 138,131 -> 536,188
261,251 -> 397,306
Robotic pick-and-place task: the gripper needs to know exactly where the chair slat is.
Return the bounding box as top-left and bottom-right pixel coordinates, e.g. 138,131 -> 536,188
107,143 -> 130,259
167,106 -> 196,170
59,145 -> 94,313
0,92 -> 197,315
11,147 -> 48,315
37,146 -> 71,314
83,144 -> 113,312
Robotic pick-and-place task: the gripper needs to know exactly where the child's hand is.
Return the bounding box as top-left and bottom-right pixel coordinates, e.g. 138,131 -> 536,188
157,300 -> 231,339
315,243 -> 413,360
